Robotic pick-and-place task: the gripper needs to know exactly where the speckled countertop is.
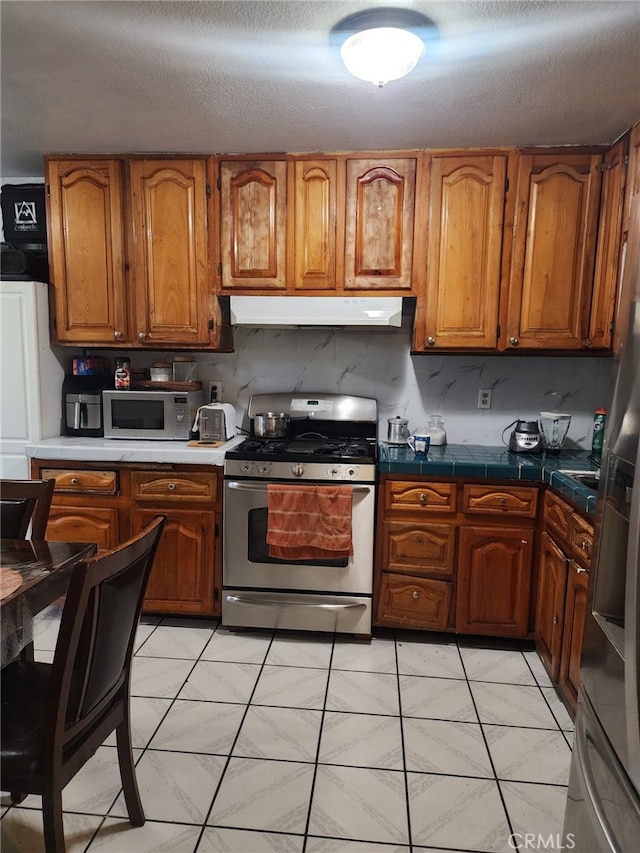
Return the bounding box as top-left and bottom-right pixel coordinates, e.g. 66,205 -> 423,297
378,443 -> 600,515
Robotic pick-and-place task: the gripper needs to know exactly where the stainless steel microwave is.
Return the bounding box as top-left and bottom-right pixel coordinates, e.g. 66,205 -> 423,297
103,389 -> 204,440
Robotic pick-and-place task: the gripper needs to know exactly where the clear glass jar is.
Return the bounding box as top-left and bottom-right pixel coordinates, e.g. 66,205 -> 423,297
426,414 -> 446,445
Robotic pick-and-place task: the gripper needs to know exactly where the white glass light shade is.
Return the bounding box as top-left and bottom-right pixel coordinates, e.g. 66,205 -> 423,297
340,26 -> 424,86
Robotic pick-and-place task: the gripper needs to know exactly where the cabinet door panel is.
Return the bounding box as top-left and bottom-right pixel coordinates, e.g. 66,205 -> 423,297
293,160 -> 337,290
46,505 -> 120,551
457,525 -> 533,637
376,573 -> 452,630
46,159 -> 127,344
534,532 -> 569,682
559,561 -> 589,713
133,509 -> 214,615
506,153 -> 602,349
420,155 -> 506,349
382,520 -> 456,578
220,160 -> 287,290
590,140 -> 627,349
130,159 -> 210,344
345,159 -> 416,290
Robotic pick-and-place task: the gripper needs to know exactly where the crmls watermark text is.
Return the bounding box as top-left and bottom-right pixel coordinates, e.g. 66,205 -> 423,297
509,833 -> 576,850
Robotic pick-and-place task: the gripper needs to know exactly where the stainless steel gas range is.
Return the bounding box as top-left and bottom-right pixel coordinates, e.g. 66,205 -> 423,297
222,393 -> 378,637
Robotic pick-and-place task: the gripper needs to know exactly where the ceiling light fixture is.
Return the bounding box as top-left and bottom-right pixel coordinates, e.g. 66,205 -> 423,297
331,7 -> 436,87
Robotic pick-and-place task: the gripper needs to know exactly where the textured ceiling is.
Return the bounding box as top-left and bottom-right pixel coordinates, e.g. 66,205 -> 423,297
2,0 -> 639,177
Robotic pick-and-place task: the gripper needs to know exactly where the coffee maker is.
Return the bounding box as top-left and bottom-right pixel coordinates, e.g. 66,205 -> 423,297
63,374 -> 110,437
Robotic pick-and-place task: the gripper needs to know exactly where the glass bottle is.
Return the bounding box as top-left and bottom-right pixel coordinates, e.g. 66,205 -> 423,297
426,414 -> 446,445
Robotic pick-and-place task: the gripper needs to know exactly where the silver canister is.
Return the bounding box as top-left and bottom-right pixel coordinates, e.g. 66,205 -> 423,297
387,416 -> 409,444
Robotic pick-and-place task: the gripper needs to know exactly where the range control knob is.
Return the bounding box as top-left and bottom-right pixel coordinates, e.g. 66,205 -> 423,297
241,463 -> 252,474
348,469 -> 355,477
258,464 -> 271,475
292,464 -> 305,477
328,468 -> 339,476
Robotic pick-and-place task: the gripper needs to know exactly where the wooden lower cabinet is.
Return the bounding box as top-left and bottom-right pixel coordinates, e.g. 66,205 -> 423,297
535,490 -> 593,715
377,574 -> 453,630
131,509 -> 217,616
456,526 -> 533,637
32,460 -> 222,617
559,560 -> 590,712
375,475 -> 536,638
534,531 -> 569,681
46,505 -> 121,550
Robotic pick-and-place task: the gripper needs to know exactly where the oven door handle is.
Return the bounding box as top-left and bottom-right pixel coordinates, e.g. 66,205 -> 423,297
226,481 -> 372,494
225,594 -> 366,611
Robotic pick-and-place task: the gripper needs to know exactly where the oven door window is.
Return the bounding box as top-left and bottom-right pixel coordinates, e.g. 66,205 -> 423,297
111,398 -> 165,431
247,507 -> 348,568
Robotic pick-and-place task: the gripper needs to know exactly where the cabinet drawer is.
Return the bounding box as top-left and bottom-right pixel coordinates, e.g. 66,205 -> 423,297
569,513 -> 594,567
42,468 -> 118,495
544,490 -> 572,543
132,472 -> 218,503
46,505 -> 120,550
463,484 -> 538,518
376,573 -> 452,630
384,481 -> 457,514
382,520 -> 456,578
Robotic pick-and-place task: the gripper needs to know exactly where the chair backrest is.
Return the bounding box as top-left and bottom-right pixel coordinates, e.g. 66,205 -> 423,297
46,516 -> 166,746
0,479 -> 55,539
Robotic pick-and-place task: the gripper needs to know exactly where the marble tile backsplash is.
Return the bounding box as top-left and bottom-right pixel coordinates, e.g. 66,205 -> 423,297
104,326 -> 615,449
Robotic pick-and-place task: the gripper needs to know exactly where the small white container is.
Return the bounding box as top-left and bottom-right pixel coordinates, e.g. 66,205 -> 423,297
150,362 -> 171,382
426,414 -> 447,445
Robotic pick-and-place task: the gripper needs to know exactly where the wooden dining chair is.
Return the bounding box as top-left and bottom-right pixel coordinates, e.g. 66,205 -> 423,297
0,478 -> 56,539
0,515 -> 167,853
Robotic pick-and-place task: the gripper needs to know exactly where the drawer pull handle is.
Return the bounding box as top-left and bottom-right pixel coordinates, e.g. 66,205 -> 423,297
412,590 -> 419,600
552,616 -> 558,625
576,566 -> 588,575
499,498 -> 507,506
419,493 -> 428,503
582,540 -> 590,552
417,536 -> 425,544
71,477 -> 79,485
167,482 -> 177,491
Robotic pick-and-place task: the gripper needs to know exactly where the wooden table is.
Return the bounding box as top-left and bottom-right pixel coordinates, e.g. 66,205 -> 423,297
0,539 -> 98,665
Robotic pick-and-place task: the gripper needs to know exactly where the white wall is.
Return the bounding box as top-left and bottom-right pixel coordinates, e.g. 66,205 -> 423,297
79,324 -> 615,449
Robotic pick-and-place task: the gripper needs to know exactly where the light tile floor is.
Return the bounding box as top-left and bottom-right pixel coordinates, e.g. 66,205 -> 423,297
1,612 -> 574,853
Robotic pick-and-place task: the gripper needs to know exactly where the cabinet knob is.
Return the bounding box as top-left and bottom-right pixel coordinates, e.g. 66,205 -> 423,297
167,482 -> 177,491
419,493 -> 428,503
509,336 -> 519,346
499,498 -> 507,506
138,332 -> 147,341
412,590 -> 419,600
71,477 -> 79,485
427,336 -> 436,346
114,330 -> 123,339
576,566 -> 588,574
417,536 -> 425,544
552,616 -> 558,624
581,540 -> 590,552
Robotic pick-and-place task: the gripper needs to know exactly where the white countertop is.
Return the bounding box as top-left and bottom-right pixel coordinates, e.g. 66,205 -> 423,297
25,435 -> 245,465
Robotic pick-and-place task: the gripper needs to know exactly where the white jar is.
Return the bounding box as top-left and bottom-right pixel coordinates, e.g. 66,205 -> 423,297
426,414 -> 447,445
150,362 -> 171,382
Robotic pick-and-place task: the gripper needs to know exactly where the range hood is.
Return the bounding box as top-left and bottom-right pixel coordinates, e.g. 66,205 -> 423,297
229,296 -> 404,328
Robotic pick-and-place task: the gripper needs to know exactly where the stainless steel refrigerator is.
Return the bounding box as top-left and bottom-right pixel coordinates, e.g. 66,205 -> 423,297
563,196 -> 640,849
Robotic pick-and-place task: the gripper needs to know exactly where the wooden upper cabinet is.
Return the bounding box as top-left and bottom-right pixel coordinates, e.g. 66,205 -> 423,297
292,159 -> 337,291
220,160 -> 287,290
504,152 -> 602,350
129,159 -> 211,345
589,140 -> 627,349
46,158 -> 128,344
417,154 -> 507,349
344,157 -> 417,290
622,120 -> 640,234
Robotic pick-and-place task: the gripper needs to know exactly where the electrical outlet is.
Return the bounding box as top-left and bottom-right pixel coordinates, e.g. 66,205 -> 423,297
478,389 -> 492,409
208,380 -> 223,402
